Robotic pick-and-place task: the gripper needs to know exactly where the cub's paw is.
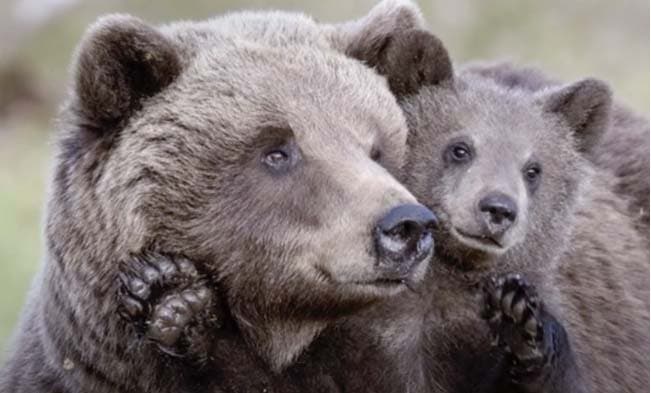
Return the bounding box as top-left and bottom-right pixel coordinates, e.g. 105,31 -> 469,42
481,274 -> 554,382
118,253 -> 219,362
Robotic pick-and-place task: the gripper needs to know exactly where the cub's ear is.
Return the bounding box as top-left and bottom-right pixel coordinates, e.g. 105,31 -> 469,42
72,14 -> 182,128
340,0 -> 425,55
337,0 -> 453,97
538,78 -> 612,154
366,29 -> 453,98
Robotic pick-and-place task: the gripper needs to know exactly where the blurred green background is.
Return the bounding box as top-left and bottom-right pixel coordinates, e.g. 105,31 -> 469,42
0,0 -> 648,358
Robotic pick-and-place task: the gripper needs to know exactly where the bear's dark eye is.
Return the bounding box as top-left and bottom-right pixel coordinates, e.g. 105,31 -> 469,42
261,140 -> 299,175
446,142 -> 473,164
523,163 -> 542,190
264,150 -> 288,166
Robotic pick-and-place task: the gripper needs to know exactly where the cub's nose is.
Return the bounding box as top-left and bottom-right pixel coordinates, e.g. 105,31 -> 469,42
478,192 -> 518,238
375,204 -> 437,276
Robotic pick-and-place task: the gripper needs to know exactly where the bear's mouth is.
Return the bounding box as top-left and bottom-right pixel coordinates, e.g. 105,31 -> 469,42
354,278 -> 406,287
452,227 -> 503,251
350,278 -> 411,297
314,265 -> 407,291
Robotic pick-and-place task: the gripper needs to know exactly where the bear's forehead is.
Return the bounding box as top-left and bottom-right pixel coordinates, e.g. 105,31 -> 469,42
136,40 -> 407,154
456,87 -> 547,138
418,84 -> 563,162
162,10 -> 330,59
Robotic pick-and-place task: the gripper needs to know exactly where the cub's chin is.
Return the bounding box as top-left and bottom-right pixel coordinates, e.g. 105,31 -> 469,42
450,227 -> 508,256
435,226 -> 510,273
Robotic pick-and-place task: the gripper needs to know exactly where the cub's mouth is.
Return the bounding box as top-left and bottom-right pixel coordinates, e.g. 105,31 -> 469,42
451,227 -> 504,253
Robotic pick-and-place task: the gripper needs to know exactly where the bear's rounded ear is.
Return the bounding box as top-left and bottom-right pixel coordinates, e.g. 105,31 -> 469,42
337,0 -> 454,98
538,78 -> 612,154
72,14 -> 182,128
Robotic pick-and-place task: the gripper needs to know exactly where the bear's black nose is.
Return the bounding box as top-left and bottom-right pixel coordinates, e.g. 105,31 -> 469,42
478,193 -> 518,238
375,204 -> 437,277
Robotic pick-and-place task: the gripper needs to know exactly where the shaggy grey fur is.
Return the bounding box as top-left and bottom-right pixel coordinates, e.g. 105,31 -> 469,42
351,19 -> 649,392
464,61 -> 650,239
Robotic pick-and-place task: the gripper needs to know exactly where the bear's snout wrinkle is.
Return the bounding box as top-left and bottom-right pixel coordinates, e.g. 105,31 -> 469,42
477,192 -> 518,239
374,204 -> 437,279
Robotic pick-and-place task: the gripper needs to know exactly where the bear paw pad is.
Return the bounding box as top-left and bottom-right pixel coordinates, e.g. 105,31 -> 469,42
118,253 -> 216,361
482,274 -> 548,376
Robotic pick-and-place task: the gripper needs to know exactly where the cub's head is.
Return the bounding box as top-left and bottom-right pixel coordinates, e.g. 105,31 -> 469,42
49,13 -> 436,370
334,3 -> 611,273
403,70 -> 611,272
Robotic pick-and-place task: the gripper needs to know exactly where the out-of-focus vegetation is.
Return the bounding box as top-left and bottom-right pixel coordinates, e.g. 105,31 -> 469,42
0,0 -> 648,357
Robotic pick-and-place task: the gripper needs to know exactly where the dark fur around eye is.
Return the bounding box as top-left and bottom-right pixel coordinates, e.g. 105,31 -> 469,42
261,142 -> 300,174
259,128 -> 300,175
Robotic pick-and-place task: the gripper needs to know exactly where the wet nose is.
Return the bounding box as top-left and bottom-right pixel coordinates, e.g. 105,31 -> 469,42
478,192 -> 518,237
375,204 -> 438,275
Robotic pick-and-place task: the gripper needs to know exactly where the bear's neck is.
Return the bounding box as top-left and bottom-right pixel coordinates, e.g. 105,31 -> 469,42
237,314 -> 327,372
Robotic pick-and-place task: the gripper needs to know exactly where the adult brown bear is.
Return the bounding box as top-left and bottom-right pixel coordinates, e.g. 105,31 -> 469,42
0,8 -> 439,393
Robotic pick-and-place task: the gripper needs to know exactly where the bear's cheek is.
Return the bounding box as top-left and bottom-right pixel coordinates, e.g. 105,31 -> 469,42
438,173 -> 480,231
499,189 -> 530,248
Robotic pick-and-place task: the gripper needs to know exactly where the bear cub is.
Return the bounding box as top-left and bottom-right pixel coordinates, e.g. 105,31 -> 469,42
463,60 -> 650,239
371,26 -> 649,393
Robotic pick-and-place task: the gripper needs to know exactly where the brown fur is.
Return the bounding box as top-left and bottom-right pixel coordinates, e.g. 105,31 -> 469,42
0,8 -> 437,392
106,3 -> 448,392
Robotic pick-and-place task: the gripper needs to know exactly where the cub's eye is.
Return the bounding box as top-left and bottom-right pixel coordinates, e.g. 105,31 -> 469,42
446,142 -> 473,163
523,163 -> 542,189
